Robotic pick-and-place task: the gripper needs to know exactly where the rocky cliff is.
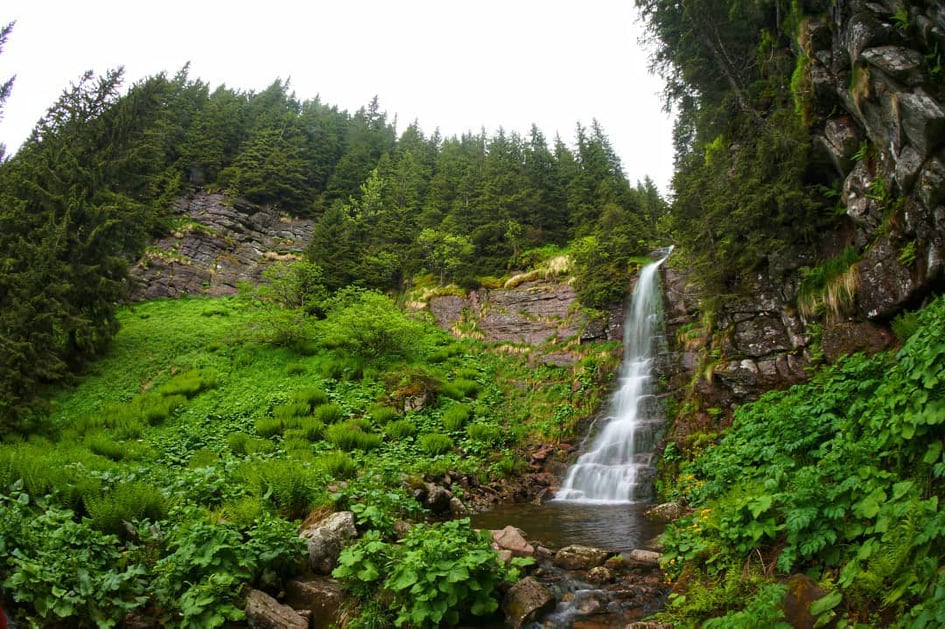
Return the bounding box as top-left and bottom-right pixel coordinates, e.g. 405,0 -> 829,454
130,192 -> 314,300
661,0 -> 945,432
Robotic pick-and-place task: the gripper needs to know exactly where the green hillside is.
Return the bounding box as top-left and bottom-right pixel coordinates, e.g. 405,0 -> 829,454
0,290 -> 615,626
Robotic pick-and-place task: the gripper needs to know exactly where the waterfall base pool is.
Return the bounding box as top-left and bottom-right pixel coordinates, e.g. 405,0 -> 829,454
469,501 -> 664,553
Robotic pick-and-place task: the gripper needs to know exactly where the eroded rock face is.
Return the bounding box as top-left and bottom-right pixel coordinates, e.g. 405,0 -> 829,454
428,279 -> 617,352
130,192 -> 314,300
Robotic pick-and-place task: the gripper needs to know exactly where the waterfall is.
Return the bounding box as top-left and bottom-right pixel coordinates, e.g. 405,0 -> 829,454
556,248 -> 671,504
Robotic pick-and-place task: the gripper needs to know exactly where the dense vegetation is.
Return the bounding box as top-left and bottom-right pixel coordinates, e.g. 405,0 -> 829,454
656,298 -> 945,626
0,288 -> 616,626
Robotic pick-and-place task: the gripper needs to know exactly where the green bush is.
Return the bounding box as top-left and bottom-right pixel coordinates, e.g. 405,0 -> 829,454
319,291 -> 430,359
314,403 -> 345,425
284,362 -> 306,376
326,422 -> 383,452
442,404 -> 472,432
227,432 -> 250,455
419,433 -> 454,455
244,437 -> 277,456
294,417 -> 326,441
384,419 -> 417,440
334,519 -> 528,627
273,401 -> 310,422
242,459 -> 316,518
85,434 -> 126,461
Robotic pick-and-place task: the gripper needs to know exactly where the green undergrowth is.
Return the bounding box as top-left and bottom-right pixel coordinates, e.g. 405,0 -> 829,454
658,294 -> 945,627
0,293 -> 612,626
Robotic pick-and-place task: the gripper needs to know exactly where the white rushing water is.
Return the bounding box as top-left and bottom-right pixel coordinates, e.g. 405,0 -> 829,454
555,248 -> 671,504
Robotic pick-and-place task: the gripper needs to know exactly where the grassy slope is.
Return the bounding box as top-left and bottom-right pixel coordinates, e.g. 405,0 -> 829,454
0,293 -> 618,625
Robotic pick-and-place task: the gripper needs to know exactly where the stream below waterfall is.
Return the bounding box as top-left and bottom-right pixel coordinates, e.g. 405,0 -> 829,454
468,501 -> 663,553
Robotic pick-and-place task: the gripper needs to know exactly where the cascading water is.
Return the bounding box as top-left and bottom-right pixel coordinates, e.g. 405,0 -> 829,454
555,248 -> 672,503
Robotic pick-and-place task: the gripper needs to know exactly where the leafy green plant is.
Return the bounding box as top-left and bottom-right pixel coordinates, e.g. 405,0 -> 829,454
334,518 -> 527,627
0,486 -> 148,626
660,295 -> 945,622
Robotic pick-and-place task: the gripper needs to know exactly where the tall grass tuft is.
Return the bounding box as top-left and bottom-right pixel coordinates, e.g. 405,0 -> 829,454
419,433 -> 454,455
313,403 -> 345,425
798,247 -> 861,320
384,419 -> 417,440
442,404 -> 472,432
325,421 -> 383,451
290,387 -> 330,411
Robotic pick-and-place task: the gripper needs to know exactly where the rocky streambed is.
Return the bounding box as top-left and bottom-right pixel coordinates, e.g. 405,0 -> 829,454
242,506 -> 673,629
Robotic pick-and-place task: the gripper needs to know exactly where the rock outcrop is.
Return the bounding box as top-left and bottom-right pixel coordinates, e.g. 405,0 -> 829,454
807,0 -> 945,316
130,192 -> 314,300
660,0 -> 945,432
426,279 -> 620,365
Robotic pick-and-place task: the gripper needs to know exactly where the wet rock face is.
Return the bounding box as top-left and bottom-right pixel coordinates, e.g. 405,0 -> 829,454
807,0 -> 945,321
130,192 -> 314,300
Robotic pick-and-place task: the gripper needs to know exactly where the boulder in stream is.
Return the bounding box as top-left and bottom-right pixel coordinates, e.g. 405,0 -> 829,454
491,525 -> 535,558
502,576 -> 556,629
553,545 -> 613,570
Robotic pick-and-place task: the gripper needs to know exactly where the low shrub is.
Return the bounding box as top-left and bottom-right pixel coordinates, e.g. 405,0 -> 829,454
156,368 -> 218,398
85,434 -> 126,461
367,405 -> 399,425
242,459 -> 316,518
84,480 -> 167,537
419,433 -> 454,455
227,432 -> 250,455
466,423 -> 504,446
273,402 -> 310,422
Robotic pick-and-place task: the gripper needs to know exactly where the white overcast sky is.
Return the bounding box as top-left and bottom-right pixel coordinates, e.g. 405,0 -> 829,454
0,0 -> 675,192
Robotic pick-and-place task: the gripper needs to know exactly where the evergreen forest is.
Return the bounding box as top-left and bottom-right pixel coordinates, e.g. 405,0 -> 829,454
2,0 -> 945,623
